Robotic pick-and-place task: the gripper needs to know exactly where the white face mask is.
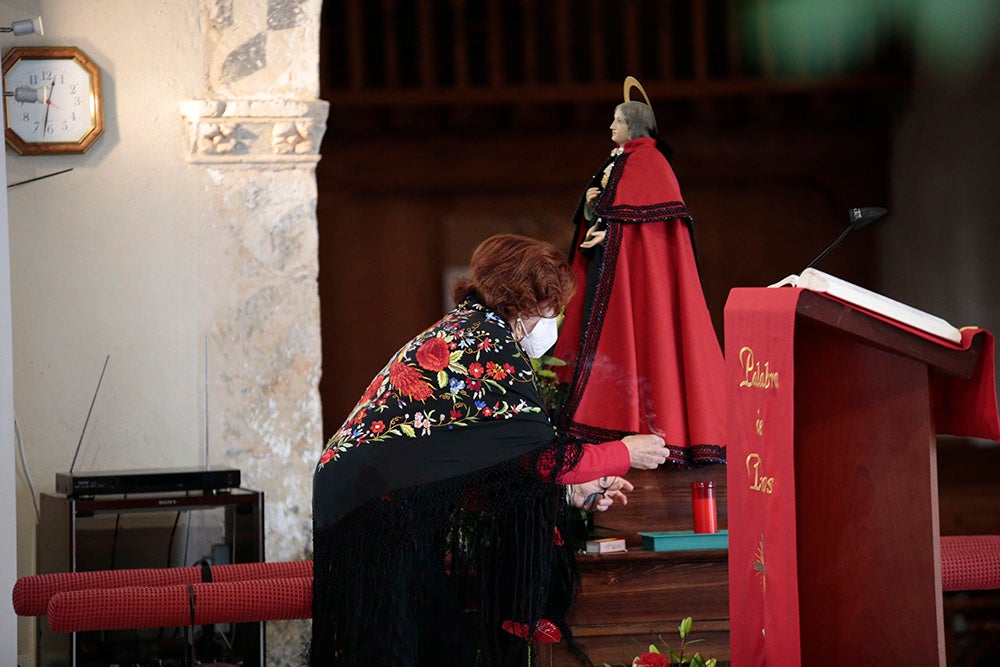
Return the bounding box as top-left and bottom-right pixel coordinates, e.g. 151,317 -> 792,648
518,316 -> 559,359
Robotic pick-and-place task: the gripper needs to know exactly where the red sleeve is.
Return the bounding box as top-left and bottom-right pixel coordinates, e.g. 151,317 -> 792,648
555,440 -> 630,484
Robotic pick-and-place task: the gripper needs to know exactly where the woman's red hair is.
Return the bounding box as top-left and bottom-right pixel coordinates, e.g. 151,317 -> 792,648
452,234 -> 576,322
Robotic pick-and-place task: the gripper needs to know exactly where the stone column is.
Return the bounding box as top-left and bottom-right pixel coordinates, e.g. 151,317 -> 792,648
181,1 -> 327,663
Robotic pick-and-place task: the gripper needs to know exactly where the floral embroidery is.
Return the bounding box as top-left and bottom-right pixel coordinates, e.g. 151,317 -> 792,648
416,336 -> 450,371
317,300 -> 545,467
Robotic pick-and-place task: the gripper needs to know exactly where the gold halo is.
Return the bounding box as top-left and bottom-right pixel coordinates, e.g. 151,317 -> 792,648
622,75 -> 658,133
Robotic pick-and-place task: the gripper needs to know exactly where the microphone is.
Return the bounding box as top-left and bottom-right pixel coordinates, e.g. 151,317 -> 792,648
805,207 -> 887,270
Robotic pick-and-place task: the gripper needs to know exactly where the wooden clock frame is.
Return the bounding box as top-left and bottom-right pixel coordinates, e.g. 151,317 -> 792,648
2,46 -> 105,155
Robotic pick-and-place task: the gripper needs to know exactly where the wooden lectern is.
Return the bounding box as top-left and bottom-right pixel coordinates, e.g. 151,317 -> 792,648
724,287 -> 990,666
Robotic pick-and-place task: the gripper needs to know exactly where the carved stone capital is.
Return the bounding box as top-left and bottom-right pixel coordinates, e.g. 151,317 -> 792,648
180,98 -> 329,165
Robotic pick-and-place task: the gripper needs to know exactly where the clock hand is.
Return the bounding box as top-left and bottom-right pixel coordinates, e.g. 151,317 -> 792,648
40,80 -> 56,137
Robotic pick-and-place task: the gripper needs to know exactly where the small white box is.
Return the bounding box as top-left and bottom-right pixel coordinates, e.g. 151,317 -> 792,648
585,537 -> 627,554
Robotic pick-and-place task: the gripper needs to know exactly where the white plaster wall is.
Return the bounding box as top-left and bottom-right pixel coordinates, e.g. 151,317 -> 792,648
0,30 -> 16,664
3,1 -> 324,664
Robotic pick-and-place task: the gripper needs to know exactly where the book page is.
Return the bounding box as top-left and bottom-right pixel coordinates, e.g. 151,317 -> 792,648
768,269 -> 962,343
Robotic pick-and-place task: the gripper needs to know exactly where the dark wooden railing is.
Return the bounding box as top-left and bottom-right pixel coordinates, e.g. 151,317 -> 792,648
320,0 -> 908,108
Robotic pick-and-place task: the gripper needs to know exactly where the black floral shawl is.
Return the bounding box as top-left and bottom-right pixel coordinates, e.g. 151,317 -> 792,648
311,296 -> 587,666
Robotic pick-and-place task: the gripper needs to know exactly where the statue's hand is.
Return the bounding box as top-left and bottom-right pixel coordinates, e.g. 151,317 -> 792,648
585,186 -> 602,209
579,223 -> 606,249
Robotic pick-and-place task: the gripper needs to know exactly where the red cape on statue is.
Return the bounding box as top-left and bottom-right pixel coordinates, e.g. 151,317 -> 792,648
554,137 -> 727,465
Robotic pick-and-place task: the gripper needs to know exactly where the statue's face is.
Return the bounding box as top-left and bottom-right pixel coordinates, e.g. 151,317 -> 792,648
610,110 -> 630,145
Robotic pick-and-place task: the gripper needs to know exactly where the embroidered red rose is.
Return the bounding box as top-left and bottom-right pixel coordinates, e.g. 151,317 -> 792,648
635,652 -> 669,667
468,362 -> 485,378
416,336 -> 450,371
319,449 -> 335,464
389,360 -> 433,401
360,373 -> 384,404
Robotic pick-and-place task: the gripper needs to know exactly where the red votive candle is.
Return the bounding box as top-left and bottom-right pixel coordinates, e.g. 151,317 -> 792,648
691,481 -> 718,534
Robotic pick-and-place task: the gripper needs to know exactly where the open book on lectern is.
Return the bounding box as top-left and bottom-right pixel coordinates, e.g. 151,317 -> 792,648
769,268 -> 963,344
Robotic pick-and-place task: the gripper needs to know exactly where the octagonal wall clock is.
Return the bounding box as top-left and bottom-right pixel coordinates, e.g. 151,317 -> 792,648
2,46 -> 105,155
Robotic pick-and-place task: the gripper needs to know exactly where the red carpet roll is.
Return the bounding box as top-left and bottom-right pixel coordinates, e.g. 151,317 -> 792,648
13,560 -> 312,616
46,576 -> 312,632
941,535 -> 1000,592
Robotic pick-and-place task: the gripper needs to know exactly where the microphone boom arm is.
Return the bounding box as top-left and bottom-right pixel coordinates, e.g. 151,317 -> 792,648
805,226 -> 852,270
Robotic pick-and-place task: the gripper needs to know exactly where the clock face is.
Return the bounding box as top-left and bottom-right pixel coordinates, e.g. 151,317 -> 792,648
2,47 -> 104,155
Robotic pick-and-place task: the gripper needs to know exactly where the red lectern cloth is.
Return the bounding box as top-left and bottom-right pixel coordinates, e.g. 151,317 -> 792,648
725,288 -> 1000,667
46,576 -> 312,632
813,292 -> 1000,441
725,287 -> 802,667
930,328 -> 1000,440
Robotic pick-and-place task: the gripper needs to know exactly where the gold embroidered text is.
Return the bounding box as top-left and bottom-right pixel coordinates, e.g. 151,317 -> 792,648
738,346 -> 779,389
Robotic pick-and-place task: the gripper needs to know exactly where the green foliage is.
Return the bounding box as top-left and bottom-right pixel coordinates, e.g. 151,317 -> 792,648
530,353 -> 568,418
658,615 -> 717,667
602,616 -> 717,667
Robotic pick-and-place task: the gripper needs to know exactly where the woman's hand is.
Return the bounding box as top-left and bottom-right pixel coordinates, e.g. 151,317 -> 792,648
622,434 -> 670,469
570,475 -> 634,512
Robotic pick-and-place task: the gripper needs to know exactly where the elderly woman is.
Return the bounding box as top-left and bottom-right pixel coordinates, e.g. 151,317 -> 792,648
552,96 -> 727,467
311,234 -> 667,666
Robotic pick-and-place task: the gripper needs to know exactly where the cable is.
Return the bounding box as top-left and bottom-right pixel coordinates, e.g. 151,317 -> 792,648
70,354 -> 110,474
14,418 -> 40,520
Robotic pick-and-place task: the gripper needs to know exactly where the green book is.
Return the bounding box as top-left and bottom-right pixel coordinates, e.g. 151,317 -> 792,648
639,530 -> 729,552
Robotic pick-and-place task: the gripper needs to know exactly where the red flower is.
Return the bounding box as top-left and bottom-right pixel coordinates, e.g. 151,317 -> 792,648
360,373 -> 384,404
501,619 -> 562,643
467,378 -> 482,392
450,408 -> 462,419
482,407 -> 493,417
533,619 -> 562,643
416,336 -> 450,371
389,360 -> 434,401
468,362 -> 485,378
370,420 -> 386,433
635,652 -> 669,667
349,406 -> 367,426
319,449 -> 335,464
503,363 -> 516,376
486,361 -> 507,380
